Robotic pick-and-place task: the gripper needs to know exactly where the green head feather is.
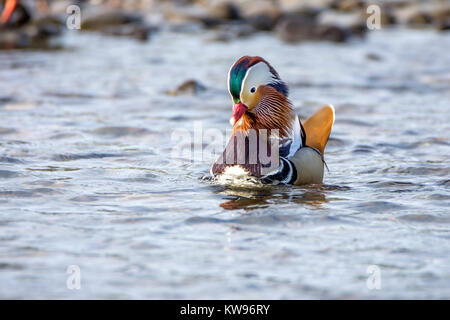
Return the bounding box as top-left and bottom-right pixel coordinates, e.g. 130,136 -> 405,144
229,58 -> 250,104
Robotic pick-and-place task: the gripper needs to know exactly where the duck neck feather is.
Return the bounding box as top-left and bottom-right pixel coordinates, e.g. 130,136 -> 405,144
233,86 -> 294,138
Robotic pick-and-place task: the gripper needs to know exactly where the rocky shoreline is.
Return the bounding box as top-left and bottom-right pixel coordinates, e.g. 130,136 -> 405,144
0,0 -> 449,49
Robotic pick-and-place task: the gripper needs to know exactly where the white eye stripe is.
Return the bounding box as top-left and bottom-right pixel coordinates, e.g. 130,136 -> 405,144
241,63 -> 272,101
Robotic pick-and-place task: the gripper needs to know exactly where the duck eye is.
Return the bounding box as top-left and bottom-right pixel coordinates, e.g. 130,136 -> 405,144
250,87 -> 256,93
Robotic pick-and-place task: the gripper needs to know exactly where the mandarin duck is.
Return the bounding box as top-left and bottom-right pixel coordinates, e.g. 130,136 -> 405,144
210,56 -> 335,185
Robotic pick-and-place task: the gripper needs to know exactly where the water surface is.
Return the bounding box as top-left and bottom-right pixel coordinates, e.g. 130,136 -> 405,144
0,28 -> 449,299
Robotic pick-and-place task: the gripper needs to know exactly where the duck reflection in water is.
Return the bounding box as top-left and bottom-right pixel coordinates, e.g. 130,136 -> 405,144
217,184 -> 328,210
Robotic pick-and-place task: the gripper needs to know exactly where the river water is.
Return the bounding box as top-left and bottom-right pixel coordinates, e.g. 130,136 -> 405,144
0,27 -> 449,299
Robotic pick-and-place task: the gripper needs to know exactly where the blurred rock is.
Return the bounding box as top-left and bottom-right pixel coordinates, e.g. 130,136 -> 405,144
49,0 -> 83,15
332,0 -> 364,12
365,4 -> 397,27
206,22 -> 254,42
166,80 -> 207,96
80,6 -> 155,40
317,9 -> 364,29
167,21 -> 204,33
428,2 -> 450,29
2,0 -> 447,50
278,0 -> 334,13
81,9 -> 143,31
394,4 -> 432,25
228,22 -> 255,37
31,15 -> 63,36
165,1 -> 240,28
276,11 -> 356,43
164,5 -> 205,23
206,32 -> 232,42
102,23 -> 153,41
393,2 -> 450,27
277,14 -> 355,43
0,4 -> 63,50
313,24 -> 351,42
436,18 -> 450,31
366,53 -> 382,61
207,1 -> 241,21
247,15 -> 278,31
0,1 -> 31,28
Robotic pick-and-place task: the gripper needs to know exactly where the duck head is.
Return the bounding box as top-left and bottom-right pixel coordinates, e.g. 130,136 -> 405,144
227,56 -> 294,137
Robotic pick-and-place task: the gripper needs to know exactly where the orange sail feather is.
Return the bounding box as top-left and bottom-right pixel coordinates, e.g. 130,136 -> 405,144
302,104 -> 335,155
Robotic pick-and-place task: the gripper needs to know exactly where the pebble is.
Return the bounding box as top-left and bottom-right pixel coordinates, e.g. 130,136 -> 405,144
166,80 -> 207,96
